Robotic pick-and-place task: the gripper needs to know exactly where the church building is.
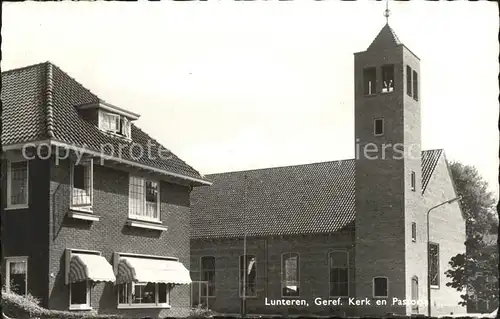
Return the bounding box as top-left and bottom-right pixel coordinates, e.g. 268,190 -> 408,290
189,21 -> 466,317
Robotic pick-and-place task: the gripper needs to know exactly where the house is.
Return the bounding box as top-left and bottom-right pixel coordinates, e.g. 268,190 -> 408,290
1,62 -> 211,318
189,22 -> 466,317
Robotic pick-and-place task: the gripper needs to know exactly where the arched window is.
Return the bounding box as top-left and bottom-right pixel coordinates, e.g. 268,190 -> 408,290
281,252 -> 300,297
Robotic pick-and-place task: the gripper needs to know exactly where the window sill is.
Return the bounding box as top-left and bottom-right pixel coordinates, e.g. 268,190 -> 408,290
239,296 -> 258,299
126,218 -> 168,231
5,205 -> 29,210
117,304 -> 171,309
69,305 -> 92,311
68,209 -> 100,222
430,285 -> 440,290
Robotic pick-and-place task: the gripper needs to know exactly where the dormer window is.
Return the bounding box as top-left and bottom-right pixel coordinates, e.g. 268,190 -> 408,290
381,65 -> 394,93
98,111 -> 131,139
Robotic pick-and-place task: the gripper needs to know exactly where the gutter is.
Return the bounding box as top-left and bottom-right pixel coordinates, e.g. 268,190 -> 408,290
2,139 -> 212,186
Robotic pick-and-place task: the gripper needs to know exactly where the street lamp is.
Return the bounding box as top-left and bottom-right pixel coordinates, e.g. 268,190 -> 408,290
426,196 -> 462,317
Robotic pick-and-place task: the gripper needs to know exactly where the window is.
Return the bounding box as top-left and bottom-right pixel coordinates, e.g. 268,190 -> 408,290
6,160 -> 29,208
239,255 -> 256,297
411,171 -> 416,192
200,256 -> 215,297
129,176 -> 160,221
412,70 -> 419,101
373,277 -> 388,298
117,282 -> 169,307
406,65 -> 412,97
281,253 -> 300,297
381,65 -> 394,93
429,243 -> 440,287
99,111 -> 120,133
70,160 -> 93,209
374,118 -> 384,136
411,222 -> 417,242
363,67 -> 376,96
329,251 -> 349,297
5,257 -> 28,296
69,280 -> 90,310
411,276 -> 419,313
99,111 -> 131,138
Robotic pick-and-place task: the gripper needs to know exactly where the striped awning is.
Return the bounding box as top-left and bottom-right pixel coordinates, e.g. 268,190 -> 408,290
116,256 -> 192,285
68,253 -> 116,284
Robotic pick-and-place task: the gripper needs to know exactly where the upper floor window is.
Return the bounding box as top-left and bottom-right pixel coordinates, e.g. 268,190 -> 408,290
5,257 -> 28,296
411,222 -> 417,242
406,65 -> 413,97
412,70 -> 419,101
281,252 -> 300,297
429,243 -> 440,288
363,67 -> 376,96
129,176 -> 160,222
200,256 -> 216,297
99,111 -> 131,139
239,255 -> 257,297
381,65 -> 394,93
374,118 -> 384,136
70,160 -> 93,210
410,171 -> 416,192
6,160 -> 29,208
329,251 -> 349,297
373,277 -> 388,298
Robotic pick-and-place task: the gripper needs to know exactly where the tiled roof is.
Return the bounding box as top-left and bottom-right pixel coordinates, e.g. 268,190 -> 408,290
190,149 -> 444,239
2,62 -> 208,184
367,23 -> 402,51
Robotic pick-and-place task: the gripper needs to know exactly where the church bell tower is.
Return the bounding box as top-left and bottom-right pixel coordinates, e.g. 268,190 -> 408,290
354,8 -> 423,315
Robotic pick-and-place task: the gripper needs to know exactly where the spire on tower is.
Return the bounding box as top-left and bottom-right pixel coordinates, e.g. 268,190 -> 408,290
383,0 -> 391,24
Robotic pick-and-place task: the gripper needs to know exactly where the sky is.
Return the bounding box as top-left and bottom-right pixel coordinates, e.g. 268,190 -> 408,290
2,1 -> 499,195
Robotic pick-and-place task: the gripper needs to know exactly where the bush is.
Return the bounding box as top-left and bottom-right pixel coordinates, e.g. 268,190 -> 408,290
188,305 -> 216,319
1,288 -> 123,319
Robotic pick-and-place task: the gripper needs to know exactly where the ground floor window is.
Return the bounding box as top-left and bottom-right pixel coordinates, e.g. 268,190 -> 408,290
118,282 -> 169,307
373,277 -> 389,298
5,257 -> 28,296
69,280 -> 90,310
239,255 -> 257,297
329,251 -> 349,297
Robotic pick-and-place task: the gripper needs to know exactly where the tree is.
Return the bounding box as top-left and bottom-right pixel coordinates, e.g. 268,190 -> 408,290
445,161 -> 498,311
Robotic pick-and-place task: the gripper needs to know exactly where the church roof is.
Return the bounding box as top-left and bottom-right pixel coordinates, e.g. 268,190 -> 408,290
1,62 -> 209,185
367,23 -> 402,51
190,149 -> 444,239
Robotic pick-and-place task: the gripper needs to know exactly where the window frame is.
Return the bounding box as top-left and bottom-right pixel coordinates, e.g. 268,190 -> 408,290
99,110 -> 121,134
117,282 -> 170,309
128,175 -> 161,222
69,280 -> 91,310
69,159 -> 93,211
328,250 -> 349,298
5,256 -> 28,296
381,64 -> 395,93
281,252 -> 300,298
429,242 -> 440,288
411,222 -> 417,242
406,65 -> 413,97
200,256 -> 216,297
373,118 -> 384,136
412,70 -> 419,101
239,254 -> 257,298
363,67 -> 377,96
372,276 -> 389,298
6,159 -> 29,209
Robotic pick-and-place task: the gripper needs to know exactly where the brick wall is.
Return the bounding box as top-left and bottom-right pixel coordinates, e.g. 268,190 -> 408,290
48,158 -> 192,318
1,157 -> 51,307
191,230 -> 356,317
423,155 -> 466,316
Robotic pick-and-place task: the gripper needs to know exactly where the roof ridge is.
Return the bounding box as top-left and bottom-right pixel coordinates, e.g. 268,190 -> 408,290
45,62 -> 55,138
